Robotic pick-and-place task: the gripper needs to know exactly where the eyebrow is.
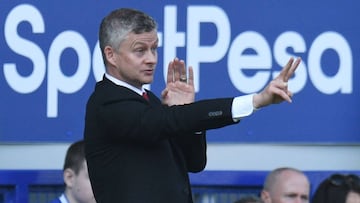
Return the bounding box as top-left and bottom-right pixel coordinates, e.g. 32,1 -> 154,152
131,38 -> 159,47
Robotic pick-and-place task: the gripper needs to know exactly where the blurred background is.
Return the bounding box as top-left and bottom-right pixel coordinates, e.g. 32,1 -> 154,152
1,1 -> 359,202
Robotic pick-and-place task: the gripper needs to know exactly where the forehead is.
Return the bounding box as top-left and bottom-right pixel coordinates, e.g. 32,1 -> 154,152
124,30 -> 158,45
277,171 -> 309,194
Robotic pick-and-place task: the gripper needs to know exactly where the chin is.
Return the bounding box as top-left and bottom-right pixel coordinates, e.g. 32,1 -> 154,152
144,78 -> 154,84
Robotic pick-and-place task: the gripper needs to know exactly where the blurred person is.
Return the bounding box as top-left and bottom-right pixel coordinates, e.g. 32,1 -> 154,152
234,195 -> 263,203
311,173 -> 360,203
49,140 -> 96,203
261,167 -> 310,203
84,7 -> 301,203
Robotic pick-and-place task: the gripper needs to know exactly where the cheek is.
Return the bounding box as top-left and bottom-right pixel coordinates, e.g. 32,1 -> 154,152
118,55 -> 140,74
74,177 -> 93,196
346,193 -> 360,203
120,53 -> 137,66
80,178 -> 93,192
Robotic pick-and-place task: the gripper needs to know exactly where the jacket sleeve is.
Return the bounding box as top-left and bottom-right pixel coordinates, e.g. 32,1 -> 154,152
173,131 -> 207,172
90,81 -> 238,143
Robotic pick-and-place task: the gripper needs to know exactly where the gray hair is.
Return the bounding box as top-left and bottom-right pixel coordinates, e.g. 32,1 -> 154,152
99,8 -> 157,64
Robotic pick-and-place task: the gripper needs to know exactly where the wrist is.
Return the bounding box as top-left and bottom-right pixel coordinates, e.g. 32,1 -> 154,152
252,93 -> 262,109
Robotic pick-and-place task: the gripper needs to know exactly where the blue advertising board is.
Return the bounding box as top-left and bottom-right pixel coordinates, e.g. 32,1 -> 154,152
1,1 -> 359,143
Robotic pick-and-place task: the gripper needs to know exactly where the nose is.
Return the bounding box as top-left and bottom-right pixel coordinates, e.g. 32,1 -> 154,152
145,49 -> 157,65
296,198 -> 308,203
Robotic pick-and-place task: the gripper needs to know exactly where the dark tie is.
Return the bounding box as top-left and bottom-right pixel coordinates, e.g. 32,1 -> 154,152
142,92 -> 149,101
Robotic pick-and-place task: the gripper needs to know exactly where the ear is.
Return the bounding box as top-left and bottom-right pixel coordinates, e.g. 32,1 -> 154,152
104,45 -> 117,67
63,168 -> 75,187
261,190 -> 271,203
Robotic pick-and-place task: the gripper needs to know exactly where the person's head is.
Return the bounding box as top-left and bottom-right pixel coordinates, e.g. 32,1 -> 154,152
261,167 -> 310,203
234,195 -> 262,203
99,8 -> 158,89
63,140 -> 96,203
311,173 -> 360,203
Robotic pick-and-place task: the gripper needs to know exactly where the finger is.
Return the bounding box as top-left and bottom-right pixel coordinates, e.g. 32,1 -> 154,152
161,88 -> 169,99
274,87 -> 292,103
272,79 -> 288,90
188,66 -> 194,86
268,81 -> 292,103
284,57 -> 301,82
178,59 -> 187,83
179,59 -> 187,79
166,61 -> 174,83
173,58 -> 181,82
285,93 -> 293,103
283,93 -> 292,103
287,90 -> 293,98
278,57 -> 294,82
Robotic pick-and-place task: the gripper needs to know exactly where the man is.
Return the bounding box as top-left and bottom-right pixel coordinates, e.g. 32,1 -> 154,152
84,8 -> 301,203
261,167 -> 310,203
49,140 -> 96,203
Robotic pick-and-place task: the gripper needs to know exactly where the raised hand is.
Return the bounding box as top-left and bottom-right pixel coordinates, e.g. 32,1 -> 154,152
161,58 -> 195,106
253,57 -> 301,109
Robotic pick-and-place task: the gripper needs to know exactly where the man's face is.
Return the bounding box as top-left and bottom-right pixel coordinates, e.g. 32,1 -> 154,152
107,30 -> 158,89
262,171 -> 310,203
346,191 -> 360,203
71,161 -> 97,203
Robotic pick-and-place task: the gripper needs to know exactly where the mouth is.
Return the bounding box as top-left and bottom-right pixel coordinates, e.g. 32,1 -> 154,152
144,69 -> 154,75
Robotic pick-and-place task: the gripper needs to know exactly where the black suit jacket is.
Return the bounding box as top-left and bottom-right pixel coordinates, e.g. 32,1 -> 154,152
84,76 -> 238,203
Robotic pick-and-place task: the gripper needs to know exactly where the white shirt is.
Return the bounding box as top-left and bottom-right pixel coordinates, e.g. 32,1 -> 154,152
59,194 -> 69,203
105,73 -> 256,120
105,73 -> 145,95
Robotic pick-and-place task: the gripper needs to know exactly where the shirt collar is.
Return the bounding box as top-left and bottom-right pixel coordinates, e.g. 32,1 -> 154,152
105,73 -> 146,96
59,193 -> 69,203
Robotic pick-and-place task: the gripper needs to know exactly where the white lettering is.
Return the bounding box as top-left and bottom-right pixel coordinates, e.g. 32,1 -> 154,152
92,41 -> 106,82
163,5 -> 186,83
2,4 -> 354,119
308,31 -> 352,94
187,6 -> 230,91
273,31 -> 307,93
47,31 -> 91,117
3,4 -> 46,93
228,31 -> 271,93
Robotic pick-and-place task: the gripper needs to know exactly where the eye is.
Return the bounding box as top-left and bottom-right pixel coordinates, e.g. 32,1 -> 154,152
135,48 -> 145,53
301,195 -> 309,200
151,47 -> 158,53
